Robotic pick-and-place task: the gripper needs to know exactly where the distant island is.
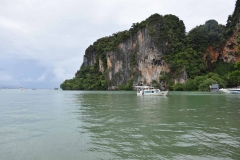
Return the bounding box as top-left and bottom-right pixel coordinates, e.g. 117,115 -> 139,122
61,0 -> 240,91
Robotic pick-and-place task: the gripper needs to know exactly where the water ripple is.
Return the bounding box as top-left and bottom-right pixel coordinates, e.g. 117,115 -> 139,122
0,90 -> 240,159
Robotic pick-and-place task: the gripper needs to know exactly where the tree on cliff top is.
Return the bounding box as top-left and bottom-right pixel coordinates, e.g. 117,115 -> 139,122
226,0 -> 240,36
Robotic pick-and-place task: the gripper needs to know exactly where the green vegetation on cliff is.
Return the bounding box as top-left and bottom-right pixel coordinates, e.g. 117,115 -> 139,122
60,65 -> 108,90
163,19 -> 227,81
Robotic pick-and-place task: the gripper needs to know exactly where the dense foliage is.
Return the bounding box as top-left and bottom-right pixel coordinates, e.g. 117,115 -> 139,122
172,73 -> 227,91
60,65 -> 108,90
165,19 -> 227,79
228,61 -> 240,87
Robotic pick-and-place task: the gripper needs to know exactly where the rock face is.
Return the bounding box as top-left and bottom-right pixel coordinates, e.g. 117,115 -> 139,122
81,26 -> 175,90
204,27 -> 240,68
221,27 -> 240,63
82,51 -> 96,68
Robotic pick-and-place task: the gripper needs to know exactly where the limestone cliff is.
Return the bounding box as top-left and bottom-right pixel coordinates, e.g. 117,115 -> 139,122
80,14 -> 186,90
81,27 -> 171,90
105,28 -> 171,90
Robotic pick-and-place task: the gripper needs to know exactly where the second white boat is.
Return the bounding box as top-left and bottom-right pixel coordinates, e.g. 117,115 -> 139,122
219,88 -> 240,94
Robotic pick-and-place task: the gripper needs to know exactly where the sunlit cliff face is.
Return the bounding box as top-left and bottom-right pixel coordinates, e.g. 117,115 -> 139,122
105,28 -> 173,88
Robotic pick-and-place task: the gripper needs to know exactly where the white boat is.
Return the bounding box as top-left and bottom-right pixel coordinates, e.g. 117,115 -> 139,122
219,87 -> 240,94
135,86 -> 169,96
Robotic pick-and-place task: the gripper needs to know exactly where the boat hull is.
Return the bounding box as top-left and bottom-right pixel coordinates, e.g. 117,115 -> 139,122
137,90 -> 169,96
135,86 -> 168,96
219,88 -> 240,94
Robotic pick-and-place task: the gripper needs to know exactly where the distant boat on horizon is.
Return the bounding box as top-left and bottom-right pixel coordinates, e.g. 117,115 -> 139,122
19,86 -> 26,91
54,87 -> 58,90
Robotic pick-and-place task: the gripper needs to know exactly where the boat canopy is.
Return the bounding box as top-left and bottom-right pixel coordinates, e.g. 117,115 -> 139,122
135,86 -> 154,89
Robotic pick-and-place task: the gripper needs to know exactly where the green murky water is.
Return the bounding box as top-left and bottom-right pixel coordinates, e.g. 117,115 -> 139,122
0,90 -> 240,159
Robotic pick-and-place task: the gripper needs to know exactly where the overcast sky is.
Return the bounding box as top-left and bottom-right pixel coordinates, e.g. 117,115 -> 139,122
0,0 -> 236,89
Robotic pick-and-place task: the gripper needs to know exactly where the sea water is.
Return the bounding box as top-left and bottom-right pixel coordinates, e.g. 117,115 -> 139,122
0,90 -> 240,159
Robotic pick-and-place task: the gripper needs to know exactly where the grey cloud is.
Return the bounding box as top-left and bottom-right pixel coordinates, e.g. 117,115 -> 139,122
0,0 -> 236,88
